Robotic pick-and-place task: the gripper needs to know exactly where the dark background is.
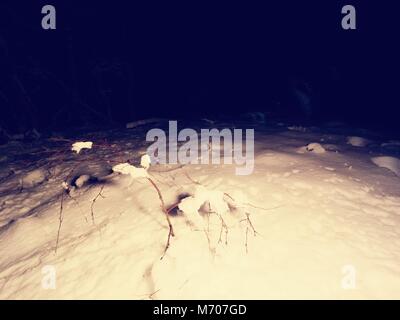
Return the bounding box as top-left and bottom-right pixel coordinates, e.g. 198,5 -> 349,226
0,1 -> 399,134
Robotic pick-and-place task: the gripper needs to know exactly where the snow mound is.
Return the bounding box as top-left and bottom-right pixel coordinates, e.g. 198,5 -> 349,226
74,175 -> 91,188
347,136 -> 369,147
371,156 -> 400,177
21,169 -> 47,188
179,186 -> 229,216
305,143 -> 326,154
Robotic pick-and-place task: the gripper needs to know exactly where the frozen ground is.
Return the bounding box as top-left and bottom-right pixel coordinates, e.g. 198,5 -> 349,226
1,120 -> 400,299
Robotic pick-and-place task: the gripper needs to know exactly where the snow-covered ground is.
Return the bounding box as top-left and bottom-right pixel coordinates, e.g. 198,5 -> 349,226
1,120 -> 400,299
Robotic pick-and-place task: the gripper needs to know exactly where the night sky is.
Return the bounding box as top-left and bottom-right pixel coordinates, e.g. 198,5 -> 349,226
0,1 -> 399,134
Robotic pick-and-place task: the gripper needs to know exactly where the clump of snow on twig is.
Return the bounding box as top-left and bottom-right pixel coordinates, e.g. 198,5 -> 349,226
112,154 -> 152,179
297,142 -> 326,154
140,154 -> 151,170
178,185 -> 229,217
71,141 -> 93,154
112,163 -> 149,179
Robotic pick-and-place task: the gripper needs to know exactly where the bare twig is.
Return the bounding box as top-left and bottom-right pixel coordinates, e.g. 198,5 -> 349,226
240,212 -> 259,236
245,226 -> 249,254
243,203 -> 283,212
166,201 -> 181,214
90,185 -> 105,225
55,191 -> 65,253
240,212 -> 259,253
184,171 -> 201,185
148,289 -> 160,300
146,177 -> 175,259
212,212 -> 228,245
224,192 -> 282,212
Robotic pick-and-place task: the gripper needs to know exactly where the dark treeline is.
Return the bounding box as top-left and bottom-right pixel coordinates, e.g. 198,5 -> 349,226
0,1 -> 399,135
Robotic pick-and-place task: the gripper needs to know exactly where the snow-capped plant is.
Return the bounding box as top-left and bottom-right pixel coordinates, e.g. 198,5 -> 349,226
175,183 -> 259,252
140,154 -> 151,170
112,154 -> 152,179
113,154 -> 174,259
306,142 -> 326,154
178,185 -> 229,217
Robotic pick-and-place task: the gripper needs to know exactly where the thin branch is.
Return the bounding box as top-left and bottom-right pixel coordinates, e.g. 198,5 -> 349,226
55,191 -> 65,253
240,212 -> 259,236
243,203 -> 283,212
245,226 -> 249,254
212,211 -> 228,245
184,171 -> 201,185
90,185 -> 105,225
166,201 -> 180,214
240,212 -> 259,253
224,192 -> 282,212
146,177 -> 175,259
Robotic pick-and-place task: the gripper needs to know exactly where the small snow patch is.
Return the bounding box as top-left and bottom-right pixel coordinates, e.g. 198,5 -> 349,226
21,169 -> 47,188
140,154 -> 151,170
347,136 -> 369,147
74,175 -> 91,188
371,156 -> 400,177
112,163 -> 149,179
71,141 -> 93,154
305,143 -> 326,154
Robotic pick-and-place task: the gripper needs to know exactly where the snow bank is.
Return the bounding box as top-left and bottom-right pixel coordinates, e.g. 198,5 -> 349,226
1,122 -> 400,299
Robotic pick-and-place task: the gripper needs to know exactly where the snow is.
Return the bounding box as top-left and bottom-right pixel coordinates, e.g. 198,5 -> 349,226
112,163 -> 149,179
71,141 -> 93,154
371,156 -> 400,177
347,136 -> 369,147
21,169 -> 48,188
1,121 -> 400,299
305,142 -> 326,154
74,175 -> 91,188
177,185 -> 230,226
140,154 -> 151,170
297,142 -> 326,154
